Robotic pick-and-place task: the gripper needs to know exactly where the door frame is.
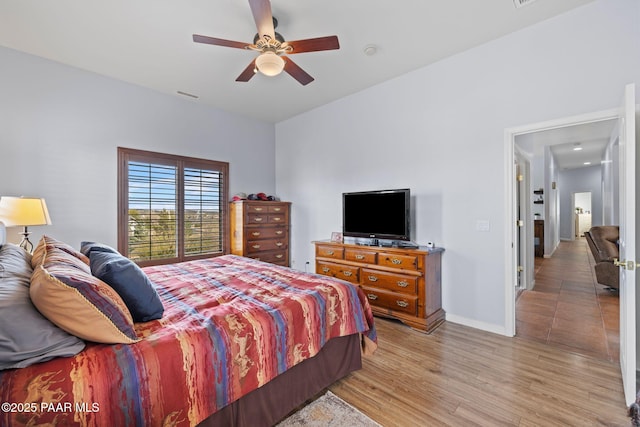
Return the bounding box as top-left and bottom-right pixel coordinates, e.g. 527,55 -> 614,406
503,108 -> 619,337
514,148 -> 534,291
572,191 -> 592,240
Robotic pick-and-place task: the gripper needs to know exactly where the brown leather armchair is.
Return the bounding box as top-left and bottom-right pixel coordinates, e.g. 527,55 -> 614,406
584,226 -> 619,291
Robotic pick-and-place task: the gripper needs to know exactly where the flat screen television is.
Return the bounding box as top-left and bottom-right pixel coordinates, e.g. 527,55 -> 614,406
342,188 -> 410,241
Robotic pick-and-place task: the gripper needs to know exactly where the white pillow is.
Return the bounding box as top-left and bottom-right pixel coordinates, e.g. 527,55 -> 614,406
0,221 -> 5,246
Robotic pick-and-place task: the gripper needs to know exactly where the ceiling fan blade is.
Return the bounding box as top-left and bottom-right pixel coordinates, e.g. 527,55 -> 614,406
284,36 -> 340,54
236,59 -> 257,82
193,34 -> 249,49
283,57 -> 314,86
248,0 -> 275,40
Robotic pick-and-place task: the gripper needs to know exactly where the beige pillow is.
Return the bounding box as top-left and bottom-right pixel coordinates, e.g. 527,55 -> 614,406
32,235 -> 89,269
30,255 -> 138,344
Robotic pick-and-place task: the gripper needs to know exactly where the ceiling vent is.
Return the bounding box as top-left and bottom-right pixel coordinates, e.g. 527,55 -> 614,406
513,0 -> 538,8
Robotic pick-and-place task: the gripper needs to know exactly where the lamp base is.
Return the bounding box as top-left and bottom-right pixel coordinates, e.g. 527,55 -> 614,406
19,226 -> 34,253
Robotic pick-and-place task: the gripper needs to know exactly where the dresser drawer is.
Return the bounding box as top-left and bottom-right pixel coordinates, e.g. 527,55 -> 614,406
378,252 -> 418,270
246,204 -> 269,213
247,213 -> 269,224
250,250 -> 288,264
316,261 -> 359,283
362,287 -> 417,315
316,245 -> 344,260
345,248 -> 377,264
362,269 -> 418,295
246,239 -> 288,253
268,214 -> 288,224
246,228 -> 287,239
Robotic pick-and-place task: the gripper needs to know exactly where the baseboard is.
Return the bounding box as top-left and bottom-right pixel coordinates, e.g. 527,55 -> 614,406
445,314 -> 508,336
543,243 -> 557,258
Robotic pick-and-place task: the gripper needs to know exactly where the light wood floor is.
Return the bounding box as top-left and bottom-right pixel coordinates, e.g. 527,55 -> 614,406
330,318 -> 630,426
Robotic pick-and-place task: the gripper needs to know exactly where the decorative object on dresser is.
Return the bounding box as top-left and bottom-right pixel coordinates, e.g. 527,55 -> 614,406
230,200 -> 291,266
0,196 -> 52,252
314,241 -> 445,333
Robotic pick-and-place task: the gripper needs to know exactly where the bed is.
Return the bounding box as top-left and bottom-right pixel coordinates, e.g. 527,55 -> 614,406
0,234 -> 377,427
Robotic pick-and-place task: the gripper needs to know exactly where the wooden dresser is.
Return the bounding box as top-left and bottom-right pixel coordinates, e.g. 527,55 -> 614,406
313,241 -> 445,333
230,200 -> 291,266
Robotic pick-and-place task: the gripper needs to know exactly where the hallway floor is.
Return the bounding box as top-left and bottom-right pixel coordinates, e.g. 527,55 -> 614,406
516,238 -> 619,362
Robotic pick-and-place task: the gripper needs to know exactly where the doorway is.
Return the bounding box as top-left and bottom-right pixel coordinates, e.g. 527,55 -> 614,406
506,84 -> 637,406
573,191 -> 592,239
503,108 -> 619,337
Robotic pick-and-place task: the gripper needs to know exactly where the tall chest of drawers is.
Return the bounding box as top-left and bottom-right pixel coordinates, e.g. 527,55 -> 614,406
314,241 -> 445,333
230,201 -> 291,266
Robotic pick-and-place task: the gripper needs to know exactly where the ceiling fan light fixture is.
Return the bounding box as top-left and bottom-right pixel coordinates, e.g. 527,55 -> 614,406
255,51 -> 285,77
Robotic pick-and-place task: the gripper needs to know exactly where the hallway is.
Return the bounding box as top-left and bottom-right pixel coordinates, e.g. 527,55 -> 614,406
516,239 -> 619,362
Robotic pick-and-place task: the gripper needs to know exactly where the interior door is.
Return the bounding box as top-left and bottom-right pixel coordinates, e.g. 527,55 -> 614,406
618,83 -> 636,406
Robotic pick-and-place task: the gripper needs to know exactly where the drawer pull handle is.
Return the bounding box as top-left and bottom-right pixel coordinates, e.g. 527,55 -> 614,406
355,254 -> 365,260
254,217 -> 263,222
275,254 -> 283,259
326,250 -> 334,255
322,267 -> 330,273
251,232 -> 261,236
397,280 -> 409,288
391,258 -> 402,265
276,230 -> 284,235
276,242 -> 283,247
273,207 -> 282,212
368,275 -> 378,282
343,271 -> 353,277
273,217 -> 282,221
254,207 -> 264,212
367,294 -> 378,300
252,244 -> 261,249
396,300 -> 409,308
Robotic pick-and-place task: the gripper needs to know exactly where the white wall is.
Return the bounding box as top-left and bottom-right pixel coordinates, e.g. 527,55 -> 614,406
602,131 -> 620,225
0,46 -> 276,249
544,146 -> 561,256
275,0 -> 640,332
532,154 -> 545,219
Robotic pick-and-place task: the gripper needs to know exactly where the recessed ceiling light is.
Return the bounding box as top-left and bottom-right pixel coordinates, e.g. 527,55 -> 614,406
363,45 -> 378,56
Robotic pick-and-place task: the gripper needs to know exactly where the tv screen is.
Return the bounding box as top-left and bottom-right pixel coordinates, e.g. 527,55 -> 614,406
342,189 -> 410,241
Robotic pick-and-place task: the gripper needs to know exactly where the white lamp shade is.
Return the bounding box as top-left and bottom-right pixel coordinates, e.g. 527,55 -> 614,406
255,52 -> 285,77
0,197 -> 52,227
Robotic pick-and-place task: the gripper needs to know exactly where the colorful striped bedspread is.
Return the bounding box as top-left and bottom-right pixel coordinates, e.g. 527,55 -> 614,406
0,255 -> 377,426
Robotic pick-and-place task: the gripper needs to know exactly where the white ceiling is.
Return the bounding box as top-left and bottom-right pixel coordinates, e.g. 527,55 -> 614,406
516,119 -> 617,170
0,0 -> 596,123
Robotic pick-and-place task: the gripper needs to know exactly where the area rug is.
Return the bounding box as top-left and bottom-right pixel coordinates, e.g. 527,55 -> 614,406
277,391 -> 381,427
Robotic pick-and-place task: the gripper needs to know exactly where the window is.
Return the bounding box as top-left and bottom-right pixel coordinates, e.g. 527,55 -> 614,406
118,148 -> 229,266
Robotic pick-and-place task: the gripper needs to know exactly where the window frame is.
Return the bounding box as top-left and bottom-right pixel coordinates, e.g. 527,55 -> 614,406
117,147 -> 229,267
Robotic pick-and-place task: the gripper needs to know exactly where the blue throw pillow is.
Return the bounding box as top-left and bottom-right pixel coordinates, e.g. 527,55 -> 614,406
89,252 -> 164,322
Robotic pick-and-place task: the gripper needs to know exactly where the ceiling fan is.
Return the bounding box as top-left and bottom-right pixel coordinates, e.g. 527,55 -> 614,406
193,0 -> 339,86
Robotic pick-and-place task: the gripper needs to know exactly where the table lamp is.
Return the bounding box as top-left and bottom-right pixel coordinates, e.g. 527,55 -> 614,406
0,196 -> 52,252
